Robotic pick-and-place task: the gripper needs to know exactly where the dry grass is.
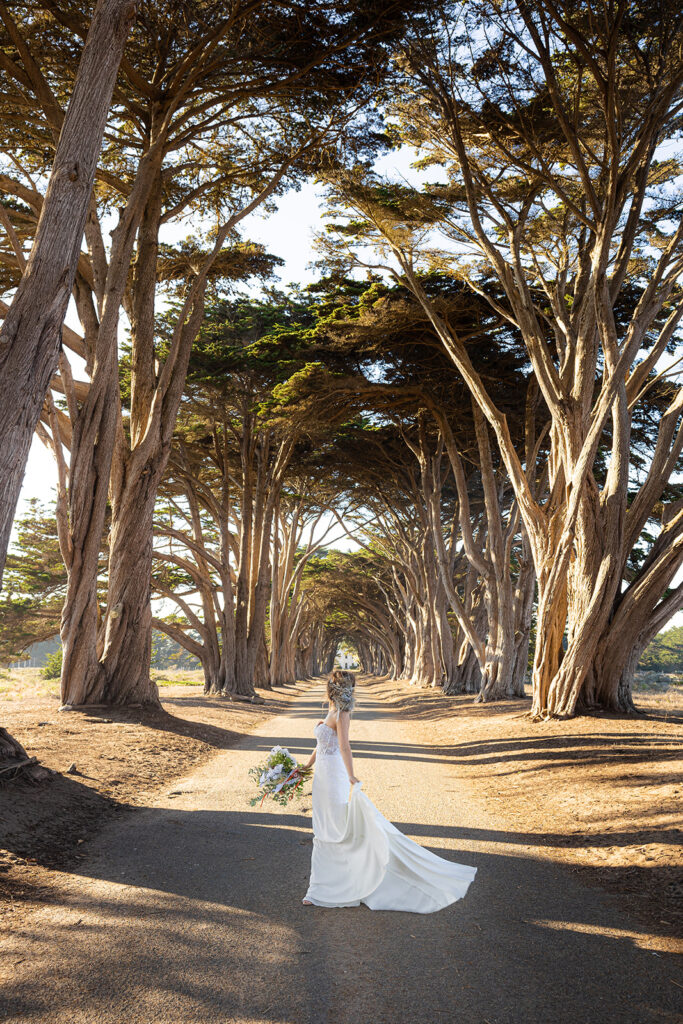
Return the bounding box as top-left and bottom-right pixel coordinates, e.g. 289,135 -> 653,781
0,666 -> 60,701
150,667 -> 204,687
0,665 -> 206,700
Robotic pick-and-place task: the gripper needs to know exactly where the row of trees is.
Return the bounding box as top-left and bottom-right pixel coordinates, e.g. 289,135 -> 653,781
146,264 -> 681,712
0,0 -> 416,725
3,269 -> 680,714
0,1 -> 682,773
149,299 -> 348,695
317,0 -> 683,716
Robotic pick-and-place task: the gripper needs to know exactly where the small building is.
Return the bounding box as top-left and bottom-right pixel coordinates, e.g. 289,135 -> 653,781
336,650 -> 358,670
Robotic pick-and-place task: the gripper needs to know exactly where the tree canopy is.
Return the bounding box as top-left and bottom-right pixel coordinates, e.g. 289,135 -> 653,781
0,0 -> 681,736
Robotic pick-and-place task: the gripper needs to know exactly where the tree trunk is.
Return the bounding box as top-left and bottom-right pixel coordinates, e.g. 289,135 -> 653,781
62,167 -> 229,707
510,547 -> 535,698
59,348 -> 121,700
410,601 -> 442,687
202,640 -> 223,695
584,520 -> 683,713
62,468 -> 160,706
218,518 -> 237,694
233,426 -> 255,694
478,603 -> 516,702
254,634 -> 270,689
530,562 -> 569,718
58,147 -> 162,706
244,502 -> 276,689
533,442 -> 628,718
447,641 -> 481,695
586,584 -> 683,715
583,641 -> 640,714
0,0 -> 137,585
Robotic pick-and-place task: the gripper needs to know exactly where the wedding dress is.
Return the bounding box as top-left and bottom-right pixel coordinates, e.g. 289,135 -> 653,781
303,721 -> 477,912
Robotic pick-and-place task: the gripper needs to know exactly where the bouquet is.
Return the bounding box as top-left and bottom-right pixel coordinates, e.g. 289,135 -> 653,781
248,745 -> 312,807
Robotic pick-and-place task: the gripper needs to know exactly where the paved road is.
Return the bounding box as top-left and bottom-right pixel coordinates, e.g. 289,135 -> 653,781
1,678 -> 681,1024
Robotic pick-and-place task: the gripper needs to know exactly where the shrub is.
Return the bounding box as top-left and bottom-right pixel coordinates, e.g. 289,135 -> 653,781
42,647 -> 63,679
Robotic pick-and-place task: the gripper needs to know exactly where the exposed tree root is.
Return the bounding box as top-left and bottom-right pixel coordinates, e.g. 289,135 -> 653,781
0,728 -> 51,784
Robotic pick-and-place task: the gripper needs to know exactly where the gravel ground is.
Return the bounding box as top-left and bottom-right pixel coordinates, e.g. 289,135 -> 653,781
1,677 -> 681,1024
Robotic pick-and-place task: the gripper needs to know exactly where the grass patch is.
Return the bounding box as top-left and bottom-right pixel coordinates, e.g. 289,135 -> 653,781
151,668 -> 204,687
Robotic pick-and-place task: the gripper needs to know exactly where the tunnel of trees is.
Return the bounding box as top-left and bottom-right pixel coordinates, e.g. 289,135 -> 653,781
1,0 -> 682,774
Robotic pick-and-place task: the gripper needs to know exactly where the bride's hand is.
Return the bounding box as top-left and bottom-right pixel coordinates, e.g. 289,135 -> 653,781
349,775 -> 361,785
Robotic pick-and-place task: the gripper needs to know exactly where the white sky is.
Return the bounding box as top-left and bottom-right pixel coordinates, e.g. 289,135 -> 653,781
13,159 -> 683,630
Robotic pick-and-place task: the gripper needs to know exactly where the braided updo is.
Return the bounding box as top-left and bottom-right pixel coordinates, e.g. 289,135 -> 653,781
327,669 -> 356,716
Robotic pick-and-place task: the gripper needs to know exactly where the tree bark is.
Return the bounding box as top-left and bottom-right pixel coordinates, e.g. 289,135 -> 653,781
58,146 -> 162,704
62,463 -> 161,706
587,576 -> 683,713
0,0 -> 137,586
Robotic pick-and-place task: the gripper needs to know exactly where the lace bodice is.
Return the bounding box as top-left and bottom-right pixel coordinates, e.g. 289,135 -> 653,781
315,720 -> 340,756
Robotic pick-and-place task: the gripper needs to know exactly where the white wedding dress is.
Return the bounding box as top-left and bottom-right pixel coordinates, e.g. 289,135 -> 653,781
303,721 -> 477,912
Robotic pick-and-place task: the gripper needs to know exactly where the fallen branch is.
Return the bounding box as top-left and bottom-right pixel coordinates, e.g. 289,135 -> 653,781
0,756 -> 37,776
0,755 -> 50,783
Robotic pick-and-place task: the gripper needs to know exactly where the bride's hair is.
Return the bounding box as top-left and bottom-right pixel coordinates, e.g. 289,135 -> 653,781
327,669 -> 355,716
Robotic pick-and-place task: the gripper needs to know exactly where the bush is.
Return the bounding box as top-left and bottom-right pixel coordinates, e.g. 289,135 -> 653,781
639,626 -> 683,673
42,647 -> 63,679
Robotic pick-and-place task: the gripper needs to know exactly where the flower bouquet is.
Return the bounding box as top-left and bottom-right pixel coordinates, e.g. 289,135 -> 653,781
248,745 -> 312,807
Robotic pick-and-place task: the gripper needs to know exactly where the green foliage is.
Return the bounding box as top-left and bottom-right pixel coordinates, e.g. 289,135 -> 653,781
42,647 -> 63,679
180,291 -> 321,381
151,630 -> 202,671
0,498 -> 113,667
0,500 -> 66,665
299,547 -> 394,653
639,627 -> 683,673
156,241 -> 283,300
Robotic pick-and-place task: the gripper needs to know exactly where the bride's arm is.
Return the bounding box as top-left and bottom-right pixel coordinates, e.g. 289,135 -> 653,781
337,712 -> 360,784
303,748 -> 316,770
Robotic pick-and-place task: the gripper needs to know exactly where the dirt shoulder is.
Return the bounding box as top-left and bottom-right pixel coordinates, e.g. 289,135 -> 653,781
376,677 -> 683,942
0,671 -> 313,925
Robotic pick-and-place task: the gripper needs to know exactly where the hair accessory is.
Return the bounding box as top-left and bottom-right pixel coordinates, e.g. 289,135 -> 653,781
327,670 -> 355,716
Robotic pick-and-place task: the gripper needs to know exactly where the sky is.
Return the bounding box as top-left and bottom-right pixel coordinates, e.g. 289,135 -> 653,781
12,159 -> 683,631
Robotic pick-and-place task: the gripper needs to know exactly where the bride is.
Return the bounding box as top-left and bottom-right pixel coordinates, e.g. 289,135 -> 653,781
301,670 -> 477,912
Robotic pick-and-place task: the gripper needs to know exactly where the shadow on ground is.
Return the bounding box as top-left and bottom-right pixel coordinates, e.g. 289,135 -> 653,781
2,796 -> 681,1024
2,677 -> 682,1023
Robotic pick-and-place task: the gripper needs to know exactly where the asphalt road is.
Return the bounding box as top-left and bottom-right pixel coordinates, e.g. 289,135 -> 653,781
1,678 -> 681,1024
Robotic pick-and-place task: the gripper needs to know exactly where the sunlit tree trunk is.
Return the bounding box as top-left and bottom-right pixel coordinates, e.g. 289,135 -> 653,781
0,0 -> 137,588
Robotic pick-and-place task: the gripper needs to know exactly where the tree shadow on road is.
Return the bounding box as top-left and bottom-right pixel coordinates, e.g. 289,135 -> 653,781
2,804 -> 681,1024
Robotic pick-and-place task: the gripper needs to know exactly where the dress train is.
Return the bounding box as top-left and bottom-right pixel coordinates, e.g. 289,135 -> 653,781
303,722 -> 477,913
